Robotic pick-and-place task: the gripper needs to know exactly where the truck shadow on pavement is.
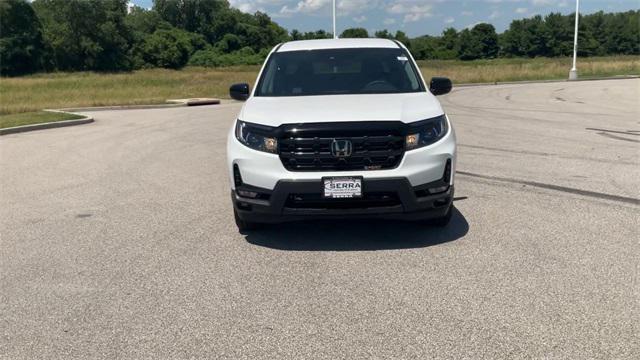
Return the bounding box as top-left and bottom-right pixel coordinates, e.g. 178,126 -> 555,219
243,207 -> 469,251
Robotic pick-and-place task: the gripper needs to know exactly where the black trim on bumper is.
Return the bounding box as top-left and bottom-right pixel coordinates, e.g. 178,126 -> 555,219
233,177 -> 454,224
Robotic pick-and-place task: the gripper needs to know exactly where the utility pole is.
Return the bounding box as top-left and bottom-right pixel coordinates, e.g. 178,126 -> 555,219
333,0 -> 337,39
569,0 -> 580,80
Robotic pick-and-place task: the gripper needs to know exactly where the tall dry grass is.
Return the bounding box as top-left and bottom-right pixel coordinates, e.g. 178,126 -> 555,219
417,56 -> 639,83
0,66 -> 258,115
1,56 -> 638,115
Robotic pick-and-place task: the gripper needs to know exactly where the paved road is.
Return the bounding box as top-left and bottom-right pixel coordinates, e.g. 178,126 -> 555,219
1,79 -> 638,359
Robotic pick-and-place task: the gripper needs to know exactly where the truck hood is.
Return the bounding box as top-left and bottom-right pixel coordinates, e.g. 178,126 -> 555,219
237,92 -> 444,127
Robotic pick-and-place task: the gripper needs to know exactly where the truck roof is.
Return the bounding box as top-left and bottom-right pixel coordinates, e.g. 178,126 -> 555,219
277,38 -> 401,52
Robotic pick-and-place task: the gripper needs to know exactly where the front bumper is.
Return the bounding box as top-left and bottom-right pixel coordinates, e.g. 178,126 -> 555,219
233,177 -> 454,224
226,119 -> 457,191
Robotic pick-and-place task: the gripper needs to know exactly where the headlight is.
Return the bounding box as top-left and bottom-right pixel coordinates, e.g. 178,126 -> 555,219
405,114 -> 448,150
235,120 -> 278,153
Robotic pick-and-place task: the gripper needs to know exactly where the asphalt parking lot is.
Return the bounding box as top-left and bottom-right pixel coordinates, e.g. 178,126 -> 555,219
1,79 -> 638,359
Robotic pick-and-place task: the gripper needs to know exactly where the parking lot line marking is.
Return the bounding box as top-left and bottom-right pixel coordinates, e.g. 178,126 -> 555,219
457,171 -> 640,206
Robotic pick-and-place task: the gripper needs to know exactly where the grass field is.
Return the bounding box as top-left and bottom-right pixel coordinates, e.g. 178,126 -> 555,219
0,66 -> 258,116
0,111 -> 84,129
416,56 -> 639,83
1,56 -> 638,118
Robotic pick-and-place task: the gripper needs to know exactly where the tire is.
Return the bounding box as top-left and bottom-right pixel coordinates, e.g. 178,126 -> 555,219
234,209 -> 260,232
430,205 -> 453,227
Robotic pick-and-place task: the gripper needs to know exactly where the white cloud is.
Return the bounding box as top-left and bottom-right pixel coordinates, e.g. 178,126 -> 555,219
236,3 -> 254,12
353,15 -> 367,23
279,0 -> 380,17
462,10 -> 473,16
444,17 -> 455,24
515,7 -> 528,14
466,21 -> 482,29
489,10 -> 501,19
383,18 -> 397,25
280,0 -> 330,15
229,0 -> 287,13
531,0 -> 553,5
387,1 -> 433,23
339,0 -> 380,15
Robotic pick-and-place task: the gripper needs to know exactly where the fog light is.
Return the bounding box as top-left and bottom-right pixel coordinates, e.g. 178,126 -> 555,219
429,185 -> 449,194
233,164 -> 243,187
406,134 -> 419,149
443,159 -> 452,183
237,201 -> 252,211
238,190 -> 258,198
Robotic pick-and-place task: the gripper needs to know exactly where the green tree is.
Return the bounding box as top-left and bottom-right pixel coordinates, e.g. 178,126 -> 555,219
290,29 -> 302,41
215,33 -> 241,52
458,29 -> 479,60
409,35 -> 437,59
499,11 -> 639,58
32,0 -> 132,71
0,0 -> 49,75
603,11 -> 639,55
126,6 -> 171,35
430,27 -> 459,59
440,28 -> 459,55
340,28 -> 369,38
542,13 -> 573,57
126,6 -> 173,68
374,29 -> 393,39
473,23 -> 499,58
153,0 -> 287,52
300,30 -> 332,40
394,30 -> 410,46
189,46 -> 268,67
236,11 -> 288,52
458,24 -> 498,60
141,28 -> 195,68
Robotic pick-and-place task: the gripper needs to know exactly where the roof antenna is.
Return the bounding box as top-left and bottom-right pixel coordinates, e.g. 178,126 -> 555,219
333,0 -> 337,39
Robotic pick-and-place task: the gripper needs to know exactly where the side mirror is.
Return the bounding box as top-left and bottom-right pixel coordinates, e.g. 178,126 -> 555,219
230,83 -> 250,101
429,77 -> 452,96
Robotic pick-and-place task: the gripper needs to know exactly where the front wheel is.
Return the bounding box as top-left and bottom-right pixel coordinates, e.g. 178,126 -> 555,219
430,205 -> 453,227
234,209 -> 261,232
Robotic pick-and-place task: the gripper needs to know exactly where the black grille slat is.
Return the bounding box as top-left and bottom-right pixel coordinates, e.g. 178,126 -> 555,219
278,122 -> 406,172
285,152 -> 333,159
353,149 -> 404,157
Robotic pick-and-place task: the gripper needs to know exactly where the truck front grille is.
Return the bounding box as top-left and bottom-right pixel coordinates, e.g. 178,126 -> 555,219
278,122 -> 406,171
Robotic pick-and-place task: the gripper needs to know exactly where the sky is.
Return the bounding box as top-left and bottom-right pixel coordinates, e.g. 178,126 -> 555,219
131,0 -> 640,36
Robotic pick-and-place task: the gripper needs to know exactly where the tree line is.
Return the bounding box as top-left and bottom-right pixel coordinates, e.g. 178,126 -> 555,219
1,0 -> 638,76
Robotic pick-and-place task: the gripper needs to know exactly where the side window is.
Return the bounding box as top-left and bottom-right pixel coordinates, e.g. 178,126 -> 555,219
403,61 -> 419,90
259,59 -> 278,95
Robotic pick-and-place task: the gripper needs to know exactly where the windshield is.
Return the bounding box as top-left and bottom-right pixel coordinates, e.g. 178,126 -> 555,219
255,48 -> 424,97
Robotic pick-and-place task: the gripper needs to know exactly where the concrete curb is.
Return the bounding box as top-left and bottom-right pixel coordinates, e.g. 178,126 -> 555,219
54,103 -> 186,112
58,98 -> 222,112
0,113 -> 94,136
0,98 -> 226,135
167,98 -> 221,106
455,75 -> 639,88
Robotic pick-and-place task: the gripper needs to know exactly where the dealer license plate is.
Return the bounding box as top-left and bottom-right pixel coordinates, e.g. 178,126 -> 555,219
323,177 -> 362,199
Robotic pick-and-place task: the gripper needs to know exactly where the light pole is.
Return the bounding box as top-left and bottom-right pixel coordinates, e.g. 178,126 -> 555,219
569,0 -> 580,80
333,0 -> 337,39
